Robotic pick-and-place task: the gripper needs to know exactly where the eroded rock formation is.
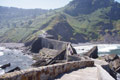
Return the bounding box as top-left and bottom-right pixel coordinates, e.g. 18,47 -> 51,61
84,46 -> 98,58
28,37 -> 77,67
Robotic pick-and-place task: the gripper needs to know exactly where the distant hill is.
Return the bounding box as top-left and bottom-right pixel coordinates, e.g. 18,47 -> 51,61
0,0 -> 120,43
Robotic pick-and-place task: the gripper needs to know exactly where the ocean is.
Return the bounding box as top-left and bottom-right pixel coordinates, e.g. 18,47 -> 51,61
0,47 -> 34,75
74,44 -> 120,56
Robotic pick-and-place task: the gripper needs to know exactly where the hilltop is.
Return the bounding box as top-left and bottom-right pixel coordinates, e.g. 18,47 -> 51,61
0,0 -> 120,43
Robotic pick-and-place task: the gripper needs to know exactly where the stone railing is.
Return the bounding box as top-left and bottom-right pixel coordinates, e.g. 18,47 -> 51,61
0,60 -> 94,80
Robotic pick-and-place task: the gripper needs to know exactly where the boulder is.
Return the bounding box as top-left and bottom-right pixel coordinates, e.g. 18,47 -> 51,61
0,63 -> 10,69
105,54 -> 119,62
84,46 -> 98,58
109,58 -> 120,73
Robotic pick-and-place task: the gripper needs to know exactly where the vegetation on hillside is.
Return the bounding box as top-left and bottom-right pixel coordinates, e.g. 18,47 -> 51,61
0,0 -> 120,43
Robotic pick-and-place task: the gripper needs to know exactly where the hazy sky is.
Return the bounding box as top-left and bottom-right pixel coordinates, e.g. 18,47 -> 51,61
0,0 -> 120,9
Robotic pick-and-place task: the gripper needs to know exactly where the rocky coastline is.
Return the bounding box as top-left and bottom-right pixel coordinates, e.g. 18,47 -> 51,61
0,37 -> 120,79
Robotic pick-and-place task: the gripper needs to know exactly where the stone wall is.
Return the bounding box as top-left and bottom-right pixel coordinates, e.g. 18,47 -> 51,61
0,60 -> 94,80
96,65 -> 115,80
30,37 -> 68,53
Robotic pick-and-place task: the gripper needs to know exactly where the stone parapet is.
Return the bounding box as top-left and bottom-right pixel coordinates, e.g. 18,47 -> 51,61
0,60 -> 94,80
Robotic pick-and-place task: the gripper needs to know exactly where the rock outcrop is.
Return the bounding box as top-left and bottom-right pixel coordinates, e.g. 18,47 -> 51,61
109,58 -> 120,73
104,54 -> 119,62
32,49 -> 67,67
100,54 -> 120,75
0,63 -> 10,69
84,46 -> 98,58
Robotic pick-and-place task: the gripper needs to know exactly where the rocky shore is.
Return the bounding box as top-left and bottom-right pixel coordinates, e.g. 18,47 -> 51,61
1,37 -> 120,79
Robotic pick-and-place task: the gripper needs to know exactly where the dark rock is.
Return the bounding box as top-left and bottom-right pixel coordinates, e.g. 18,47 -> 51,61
31,38 -> 42,53
105,54 -> 119,62
7,67 -> 21,73
84,46 -> 98,58
30,37 -> 67,53
102,65 -> 117,79
68,43 -> 77,55
0,63 -> 10,69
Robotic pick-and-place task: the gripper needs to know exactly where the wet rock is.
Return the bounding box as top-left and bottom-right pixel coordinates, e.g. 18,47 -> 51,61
84,46 -> 98,58
7,67 -> 21,73
0,63 -> 10,69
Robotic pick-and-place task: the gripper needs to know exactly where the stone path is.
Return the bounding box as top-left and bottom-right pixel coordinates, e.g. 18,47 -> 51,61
55,67 -> 98,80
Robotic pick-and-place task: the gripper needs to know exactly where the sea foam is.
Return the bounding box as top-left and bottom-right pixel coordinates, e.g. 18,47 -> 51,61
97,44 -> 119,52
0,68 -> 5,75
0,52 -> 4,56
74,44 -> 120,54
0,47 -> 5,51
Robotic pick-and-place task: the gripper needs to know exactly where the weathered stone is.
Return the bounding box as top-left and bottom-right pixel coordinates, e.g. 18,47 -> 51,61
47,49 -> 67,65
30,37 -> 67,53
32,59 -> 47,67
84,46 -> 98,58
109,58 -> 120,73
39,48 -> 59,59
105,54 -> 119,62
0,61 -> 94,80
68,55 -> 81,61
0,63 -> 10,69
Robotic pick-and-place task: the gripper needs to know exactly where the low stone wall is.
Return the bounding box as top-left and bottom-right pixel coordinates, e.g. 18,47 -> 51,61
0,60 -> 94,80
96,65 -> 115,80
31,37 -> 68,53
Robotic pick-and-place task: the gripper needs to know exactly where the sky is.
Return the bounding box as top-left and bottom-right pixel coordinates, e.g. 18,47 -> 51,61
0,0 -> 72,9
0,0 -> 120,9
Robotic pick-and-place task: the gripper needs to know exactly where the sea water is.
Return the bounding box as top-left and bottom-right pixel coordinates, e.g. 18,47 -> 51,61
0,47 -> 34,75
74,44 -> 120,55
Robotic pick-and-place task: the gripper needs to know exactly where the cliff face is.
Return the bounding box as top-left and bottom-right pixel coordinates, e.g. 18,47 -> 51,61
47,20 -> 87,43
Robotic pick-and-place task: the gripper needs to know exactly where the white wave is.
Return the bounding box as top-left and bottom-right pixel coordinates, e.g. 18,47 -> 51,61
0,47 -> 5,51
74,44 -> 120,54
25,55 -> 33,59
0,68 -> 5,75
0,52 -> 4,56
74,45 -> 94,54
98,44 -> 118,52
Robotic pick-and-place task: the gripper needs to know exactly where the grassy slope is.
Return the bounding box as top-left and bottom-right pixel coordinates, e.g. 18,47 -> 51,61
0,0 -> 120,43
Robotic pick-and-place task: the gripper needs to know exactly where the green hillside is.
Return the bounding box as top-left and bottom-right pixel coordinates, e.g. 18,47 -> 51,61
0,0 -> 120,43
